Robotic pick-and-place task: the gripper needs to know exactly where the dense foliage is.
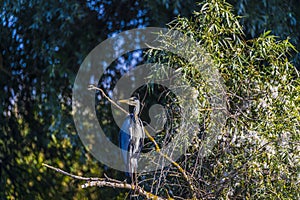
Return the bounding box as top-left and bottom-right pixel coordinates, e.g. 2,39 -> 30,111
0,1 -> 185,199
228,0 -> 300,68
148,0 -> 299,198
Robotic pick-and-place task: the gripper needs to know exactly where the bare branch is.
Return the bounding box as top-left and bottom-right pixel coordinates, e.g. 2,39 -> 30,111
87,84 -> 128,115
82,181 -> 168,200
42,163 -> 103,181
42,163 -> 170,200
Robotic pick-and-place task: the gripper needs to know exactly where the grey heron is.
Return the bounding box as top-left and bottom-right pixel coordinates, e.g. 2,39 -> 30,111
119,96 -> 145,184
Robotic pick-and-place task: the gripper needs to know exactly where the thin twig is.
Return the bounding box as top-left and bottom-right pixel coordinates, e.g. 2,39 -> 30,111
145,126 -> 196,194
103,173 -> 122,183
88,84 -> 128,114
42,163 -> 103,181
144,128 -> 161,152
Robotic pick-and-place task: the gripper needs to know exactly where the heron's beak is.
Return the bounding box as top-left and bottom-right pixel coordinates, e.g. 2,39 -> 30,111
118,99 -> 130,105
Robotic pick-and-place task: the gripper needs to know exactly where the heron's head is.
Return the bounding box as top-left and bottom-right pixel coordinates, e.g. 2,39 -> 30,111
118,96 -> 140,107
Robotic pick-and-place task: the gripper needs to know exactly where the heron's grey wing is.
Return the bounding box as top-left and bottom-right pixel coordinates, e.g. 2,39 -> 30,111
137,119 -> 145,156
139,119 -> 145,147
119,115 -> 132,172
129,119 -> 144,174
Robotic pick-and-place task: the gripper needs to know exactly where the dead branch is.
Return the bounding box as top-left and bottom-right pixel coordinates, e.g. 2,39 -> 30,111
42,163 -> 169,200
88,84 -> 128,114
82,180 -> 167,200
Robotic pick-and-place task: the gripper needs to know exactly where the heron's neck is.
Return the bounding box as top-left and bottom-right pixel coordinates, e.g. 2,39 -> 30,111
133,102 -> 140,122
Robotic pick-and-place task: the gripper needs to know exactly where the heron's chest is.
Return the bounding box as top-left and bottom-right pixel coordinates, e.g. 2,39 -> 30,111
128,121 -> 144,138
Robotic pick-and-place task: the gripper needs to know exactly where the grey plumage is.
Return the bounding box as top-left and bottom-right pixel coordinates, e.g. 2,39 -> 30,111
119,97 -> 145,184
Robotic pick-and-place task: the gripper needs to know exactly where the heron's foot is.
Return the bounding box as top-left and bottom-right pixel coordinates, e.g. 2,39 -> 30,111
130,183 -> 139,197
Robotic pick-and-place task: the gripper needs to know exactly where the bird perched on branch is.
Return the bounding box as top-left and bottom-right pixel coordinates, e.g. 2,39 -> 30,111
119,96 -> 145,185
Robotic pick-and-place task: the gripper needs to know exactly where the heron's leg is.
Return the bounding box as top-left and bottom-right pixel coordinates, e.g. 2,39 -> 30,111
131,173 -> 134,185
131,172 -> 139,197
135,172 -> 138,186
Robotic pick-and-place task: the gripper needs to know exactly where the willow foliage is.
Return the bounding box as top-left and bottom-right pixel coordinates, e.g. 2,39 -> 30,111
147,0 -> 300,199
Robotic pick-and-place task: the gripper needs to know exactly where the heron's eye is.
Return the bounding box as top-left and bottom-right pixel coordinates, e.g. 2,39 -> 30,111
132,96 -> 138,101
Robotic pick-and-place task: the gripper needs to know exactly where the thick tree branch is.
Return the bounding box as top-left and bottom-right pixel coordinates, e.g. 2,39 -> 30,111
82,180 -> 167,200
42,163 -> 169,200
